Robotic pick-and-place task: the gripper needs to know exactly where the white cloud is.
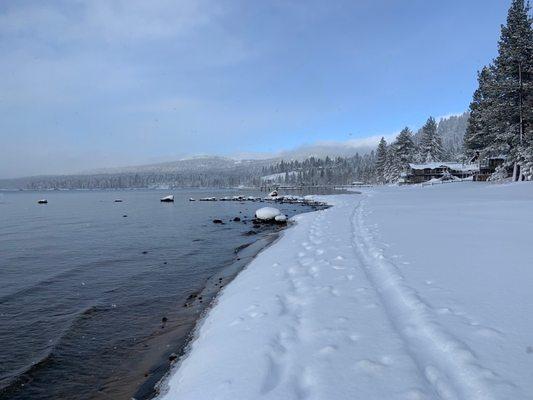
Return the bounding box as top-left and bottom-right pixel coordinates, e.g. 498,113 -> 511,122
0,0 -> 219,44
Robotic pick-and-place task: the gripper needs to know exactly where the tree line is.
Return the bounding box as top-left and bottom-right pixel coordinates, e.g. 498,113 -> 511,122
374,113 -> 469,184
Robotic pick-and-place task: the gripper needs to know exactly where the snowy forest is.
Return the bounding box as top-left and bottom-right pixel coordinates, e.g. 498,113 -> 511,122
260,112 -> 468,186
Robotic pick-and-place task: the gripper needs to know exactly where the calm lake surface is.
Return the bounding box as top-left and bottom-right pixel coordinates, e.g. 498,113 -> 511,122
0,189 -> 319,400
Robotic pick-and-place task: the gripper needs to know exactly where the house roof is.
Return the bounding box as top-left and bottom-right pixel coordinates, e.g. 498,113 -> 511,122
408,162 -> 480,172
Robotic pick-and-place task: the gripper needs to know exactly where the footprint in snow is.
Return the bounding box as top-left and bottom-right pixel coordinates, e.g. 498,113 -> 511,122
354,359 -> 387,374
318,344 -> 338,355
474,326 -> 504,339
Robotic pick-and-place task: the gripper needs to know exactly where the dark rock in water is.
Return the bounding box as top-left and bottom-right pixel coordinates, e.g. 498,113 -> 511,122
161,317 -> 168,323
37,199 -> 48,204
213,219 -> 224,224
123,215 -> 128,217
168,353 -> 178,362
142,251 -> 148,254
233,217 -> 241,222
187,293 -> 198,300
163,261 -> 167,265
114,199 -> 123,203
253,224 -> 261,229
244,230 -> 257,236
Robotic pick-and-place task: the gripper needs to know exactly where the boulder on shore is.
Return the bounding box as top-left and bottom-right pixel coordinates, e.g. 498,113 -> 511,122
274,214 -> 288,223
255,207 -> 281,221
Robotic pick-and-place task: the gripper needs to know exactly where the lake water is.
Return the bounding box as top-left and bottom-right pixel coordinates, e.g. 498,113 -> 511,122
0,189 -> 319,400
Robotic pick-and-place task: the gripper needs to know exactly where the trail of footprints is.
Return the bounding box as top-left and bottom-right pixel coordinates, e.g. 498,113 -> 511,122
259,205 -> 396,398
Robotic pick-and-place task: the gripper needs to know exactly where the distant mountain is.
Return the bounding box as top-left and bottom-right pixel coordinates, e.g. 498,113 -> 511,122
0,114 -> 468,189
82,138 -> 380,176
84,156 -> 277,175
275,139 -> 378,161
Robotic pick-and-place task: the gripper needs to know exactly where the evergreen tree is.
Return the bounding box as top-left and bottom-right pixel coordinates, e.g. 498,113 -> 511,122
494,0 -> 533,179
394,127 -> 417,169
418,117 -> 444,162
464,66 -> 498,158
384,144 -> 402,183
467,0 -> 533,179
375,137 -> 388,183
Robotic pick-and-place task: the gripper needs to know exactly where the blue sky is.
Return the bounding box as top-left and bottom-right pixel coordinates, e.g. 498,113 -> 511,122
0,0 -> 511,177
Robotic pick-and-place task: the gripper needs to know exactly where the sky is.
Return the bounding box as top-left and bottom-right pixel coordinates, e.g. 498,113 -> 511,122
0,0 -> 513,178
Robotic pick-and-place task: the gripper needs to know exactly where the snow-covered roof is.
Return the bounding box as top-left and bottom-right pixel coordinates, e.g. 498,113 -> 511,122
408,162 -> 479,172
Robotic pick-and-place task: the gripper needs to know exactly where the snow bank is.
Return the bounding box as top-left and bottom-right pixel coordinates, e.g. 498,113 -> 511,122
157,183 -> 533,400
255,207 -> 281,220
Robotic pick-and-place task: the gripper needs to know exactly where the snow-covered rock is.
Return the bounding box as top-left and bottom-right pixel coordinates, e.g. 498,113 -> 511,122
160,195 -> 174,202
254,207 -> 281,220
274,214 -> 287,223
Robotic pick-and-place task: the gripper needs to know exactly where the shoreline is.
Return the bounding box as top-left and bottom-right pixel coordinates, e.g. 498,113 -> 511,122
135,231 -> 283,400
129,207 -> 328,400
151,197 -> 334,400
135,203 -> 332,400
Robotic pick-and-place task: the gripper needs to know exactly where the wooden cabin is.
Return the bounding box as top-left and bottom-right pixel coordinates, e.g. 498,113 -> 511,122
404,162 -> 479,184
472,155 -> 508,181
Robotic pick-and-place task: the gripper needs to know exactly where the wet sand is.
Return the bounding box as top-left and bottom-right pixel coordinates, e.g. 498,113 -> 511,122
90,231 -> 283,400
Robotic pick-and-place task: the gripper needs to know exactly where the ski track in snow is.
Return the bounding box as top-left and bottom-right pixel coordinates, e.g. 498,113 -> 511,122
351,198 -> 519,400
157,187 -> 529,400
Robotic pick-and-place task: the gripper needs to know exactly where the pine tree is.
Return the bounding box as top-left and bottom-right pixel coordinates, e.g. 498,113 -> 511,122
375,137 -> 388,183
468,0 -> 533,180
418,117 -> 444,162
384,144 -> 402,183
495,0 -> 533,179
465,66 -> 498,158
394,127 -> 416,169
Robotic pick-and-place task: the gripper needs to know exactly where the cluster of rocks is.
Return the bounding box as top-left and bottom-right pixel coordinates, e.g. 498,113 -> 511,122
210,206 -> 290,228
190,194 -> 326,208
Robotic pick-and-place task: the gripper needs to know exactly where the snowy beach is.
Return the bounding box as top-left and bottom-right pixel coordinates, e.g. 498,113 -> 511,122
157,182 -> 533,400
